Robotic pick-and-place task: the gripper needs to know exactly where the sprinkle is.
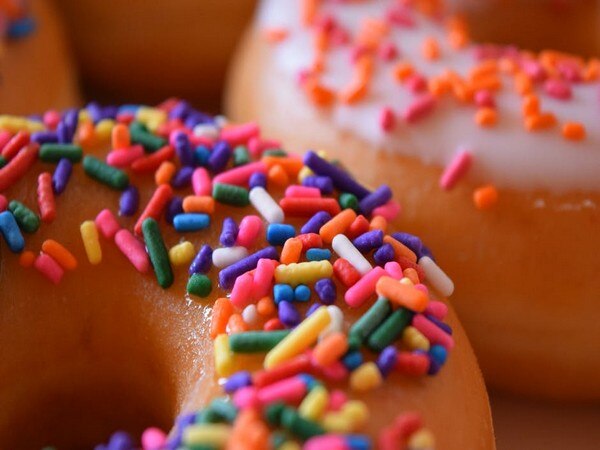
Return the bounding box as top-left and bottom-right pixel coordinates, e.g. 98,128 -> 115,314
412,314 -> 455,350
231,273 -> 255,309
219,247 -> 279,289
473,184 -> 499,209
475,107 -> 498,127
191,167 -> 212,196
0,142 -> 39,192
303,151 -> 370,199
274,261 -> 333,286
249,171 -> 267,189
439,149 -> 472,190
332,234 -> 372,275
182,195 -> 215,214
83,155 -> 129,190
305,248 -> 331,262
41,239 -> 77,271
95,209 -> 120,240
169,241 -> 196,266
302,175 -> 334,195
375,276 -> 428,312
279,301 -> 301,327
211,298 -> 234,339
39,143 -> 82,163
155,161 -> 176,185
350,362 -> 383,392
0,211 -> 25,253
371,200 -> 401,221
230,330 -> 291,353
187,274 -> 212,298
301,211 -> 332,235
252,258 -> 278,299
367,308 -> 414,352
418,256 -> 454,297
249,186 -> 285,223
142,218 -> 174,288
119,185 -> 140,216
134,184 -> 173,235
358,185 -> 392,216
213,183 -> 250,207
36,172 -> 56,223
80,220 -> 102,264
236,215 -> 264,248
332,258 -> 362,287
379,107 -> 396,132
34,253 -> 64,285
344,266 -> 387,308
213,161 -> 267,186
280,237 -> 303,264
267,223 -> 296,246
219,217 -> 239,247
285,185 -> 321,198
114,229 -> 150,273
314,278 -> 336,305
274,284 -> 295,304
320,209 -> 357,244
562,122 -> 586,141
51,158 -> 72,195
544,79 -> 572,100
189,244 -> 213,275
212,246 -> 250,269
402,94 -> 436,123
8,200 -> 40,233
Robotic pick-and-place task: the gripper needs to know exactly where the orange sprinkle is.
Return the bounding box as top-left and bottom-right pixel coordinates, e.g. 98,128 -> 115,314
319,209 -> 357,244
422,37 -> 441,61
182,195 -> 215,214
41,239 -> 78,271
583,59 -> 600,81
228,313 -> 249,334
473,185 -> 499,210
312,332 -> 349,367
263,27 -> 289,44
301,0 -> 319,26
403,267 -> 421,285
376,276 -> 428,312
211,298 -> 234,339
562,122 -> 586,141
428,77 -> 451,97
525,113 -> 557,132
340,79 -> 368,104
383,235 -> 417,263
18,250 -> 36,268
111,123 -> 130,149
393,62 -> 415,82
155,161 -> 176,185
522,95 -> 540,117
369,215 -> 387,232
77,121 -> 97,148
257,296 -> 276,317
514,72 -> 533,96
262,156 -> 304,177
475,108 -> 498,127
268,164 -> 290,188
280,237 -> 303,265
357,18 -> 389,50
304,78 -> 336,107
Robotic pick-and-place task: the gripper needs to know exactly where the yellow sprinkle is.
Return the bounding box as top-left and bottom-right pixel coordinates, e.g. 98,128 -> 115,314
214,334 -> 236,377
80,220 -> 102,265
0,116 -> 45,133
169,241 -> 195,266
298,166 -> 314,183
342,400 -> 369,429
402,326 -> 430,351
274,261 -> 333,286
78,109 -> 91,123
322,412 -> 352,433
279,442 -> 301,450
399,276 -> 414,286
350,362 -> 383,392
264,306 -> 331,369
408,428 -> 436,449
183,424 -> 231,447
95,119 -> 115,142
136,107 -> 167,132
299,385 -> 329,421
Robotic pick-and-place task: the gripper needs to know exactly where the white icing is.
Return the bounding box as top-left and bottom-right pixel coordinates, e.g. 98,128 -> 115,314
256,0 -> 600,192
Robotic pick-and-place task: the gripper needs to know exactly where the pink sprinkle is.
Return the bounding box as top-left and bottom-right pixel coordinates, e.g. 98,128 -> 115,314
327,389 -> 347,411
330,27 -> 351,46
313,359 -> 349,382
544,79 -> 572,100
233,386 -> 260,409
414,283 -> 428,295
230,272 -> 255,309
0,194 -> 7,212
34,253 -> 64,284
248,137 -> 280,158
372,200 -> 401,221
379,107 -> 396,132
285,185 -> 322,198
403,94 -> 436,123
114,229 -> 150,273
236,215 -> 264,248
557,61 -> 583,82
192,167 -> 212,196
425,300 -> 449,320
474,90 -> 495,108
386,5 -> 415,27
439,149 -> 472,190
213,161 -> 267,186
43,110 -> 61,130
257,375 -> 307,405
344,266 -> 388,308
0,131 -> 12,153
413,314 -> 455,349
141,427 -> 167,450
350,44 -> 370,64
106,145 -> 145,168
220,122 -> 260,146
521,60 -> 547,82
405,74 -> 427,93
95,209 -> 121,240
252,258 -> 277,299
305,435 -> 348,450
384,261 -> 404,279
379,41 -> 399,61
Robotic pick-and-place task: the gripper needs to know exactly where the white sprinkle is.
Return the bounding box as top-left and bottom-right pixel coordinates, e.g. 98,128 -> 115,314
418,256 -> 454,297
193,123 -> 219,140
212,246 -> 249,268
242,304 -> 258,325
331,234 -> 372,275
249,187 -> 285,223
319,305 -> 344,341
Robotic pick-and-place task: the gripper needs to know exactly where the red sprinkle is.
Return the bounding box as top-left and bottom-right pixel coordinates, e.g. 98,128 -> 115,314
37,172 -> 56,223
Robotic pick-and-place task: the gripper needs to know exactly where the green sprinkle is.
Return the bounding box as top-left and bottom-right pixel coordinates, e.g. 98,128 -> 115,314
270,432 -> 288,449
339,192 -> 359,212
209,398 -> 238,423
0,155 -> 6,168
265,402 -> 286,427
349,297 -> 391,344
8,200 -> 40,233
366,306 -> 414,352
233,145 -> 250,166
281,407 -> 325,441
129,121 -> 166,152
229,330 -> 291,353
83,155 -> 129,190
195,408 -> 220,424
212,183 -> 249,207
142,218 -> 174,289
187,274 -> 212,298
347,333 -> 362,352
39,144 -> 83,163
262,148 -> 288,157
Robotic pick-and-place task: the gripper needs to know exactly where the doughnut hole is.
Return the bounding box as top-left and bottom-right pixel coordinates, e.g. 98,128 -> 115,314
451,0 -> 600,56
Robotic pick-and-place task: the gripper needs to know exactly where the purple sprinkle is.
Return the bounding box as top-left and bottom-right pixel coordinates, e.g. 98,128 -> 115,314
305,302 -> 321,317
303,151 -> 370,199
314,278 -> 336,305
189,244 -> 213,275
224,371 -> 253,394
107,431 -> 134,450
171,166 -> 194,189
56,121 -> 70,144
119,185 -> 139,217
165,196 -> 184,225
31,131 -> 58,144
391,232 -> 424,257
374,243 -> 395,266
208,140 -> 232,173
219,246 -> 279,289
52,158 -> 72,195
302,175 -> 334,195
185,111 -> 214,129
169,100 -> 192,121
220,217 -> 239,247
359,185 -> 392,216
279,301 -> 301,327
426,314 -> 453,335
174,132 -> 195,167
376,346 -> 398,377
300,211 -> 331,234
249,171 -> 267,189
353,229 -> 384,253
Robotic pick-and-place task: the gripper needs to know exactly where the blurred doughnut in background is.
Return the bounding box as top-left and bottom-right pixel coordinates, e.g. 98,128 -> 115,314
56,0 -> 257,110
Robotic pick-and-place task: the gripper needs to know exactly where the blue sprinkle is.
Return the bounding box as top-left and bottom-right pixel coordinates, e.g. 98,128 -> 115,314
342,351 -> 363,371
266,223 -> 295,246
7,17 -> 36,39
294,284 -> 311,302
429,344 -> 448,365
274,284 -> 294,304
306,248 -> 331,261
298,374 -> 319,390
345,435 -> 372,450
0,211 -> 25,253
173,213 -> 210,232
194,145 -> 211,166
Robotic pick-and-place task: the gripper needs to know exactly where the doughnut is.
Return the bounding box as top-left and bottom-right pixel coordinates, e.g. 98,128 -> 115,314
0,100 -> 495,449
0,0 -> 80,114
225,0 -> 600,400
56,0 -> 257,107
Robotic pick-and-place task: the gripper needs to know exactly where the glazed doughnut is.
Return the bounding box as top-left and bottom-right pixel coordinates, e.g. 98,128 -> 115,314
56,0 -> 256,107
0,0 -> 80,114
0,101 -> 495,449
226,0 -> 600,400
